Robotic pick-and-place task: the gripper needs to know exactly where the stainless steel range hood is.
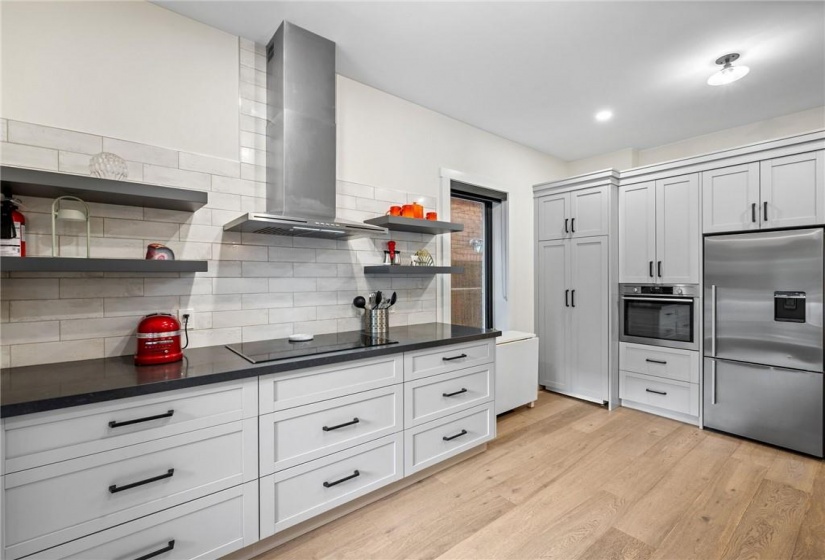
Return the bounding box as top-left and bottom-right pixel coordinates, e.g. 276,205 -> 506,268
224,21 -> 386,239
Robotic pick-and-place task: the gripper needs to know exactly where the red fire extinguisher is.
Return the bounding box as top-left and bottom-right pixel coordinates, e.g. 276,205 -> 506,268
1,197 -> 26,257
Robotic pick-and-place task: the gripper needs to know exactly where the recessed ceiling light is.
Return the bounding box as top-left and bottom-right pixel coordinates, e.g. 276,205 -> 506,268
707,53 -> 750,86
595,110 -> 613,122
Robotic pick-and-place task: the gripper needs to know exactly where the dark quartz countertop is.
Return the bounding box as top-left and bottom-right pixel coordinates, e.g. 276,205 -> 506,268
0,323 -> 500,418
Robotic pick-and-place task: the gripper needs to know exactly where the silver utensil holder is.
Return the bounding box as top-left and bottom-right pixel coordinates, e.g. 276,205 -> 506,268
363,308 -> 389,337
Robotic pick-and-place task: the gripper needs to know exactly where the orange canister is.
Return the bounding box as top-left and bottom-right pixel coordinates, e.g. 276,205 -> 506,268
412,202 -> 424,219
401,204 -> 416,218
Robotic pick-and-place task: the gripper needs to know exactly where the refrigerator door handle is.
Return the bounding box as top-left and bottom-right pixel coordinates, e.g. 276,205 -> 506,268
711,284 -> 717,357
711,360 -> 717,405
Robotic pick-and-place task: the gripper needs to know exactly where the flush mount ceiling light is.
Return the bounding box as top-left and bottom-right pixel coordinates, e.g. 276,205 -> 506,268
595,110 -> 613,122
707,53 -> 750,86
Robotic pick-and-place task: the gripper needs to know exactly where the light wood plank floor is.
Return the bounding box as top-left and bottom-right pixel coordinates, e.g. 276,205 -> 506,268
256,392 -> 824,560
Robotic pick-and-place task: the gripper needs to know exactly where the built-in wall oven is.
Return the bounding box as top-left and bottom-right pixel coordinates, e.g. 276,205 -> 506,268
620,284 -> 700,350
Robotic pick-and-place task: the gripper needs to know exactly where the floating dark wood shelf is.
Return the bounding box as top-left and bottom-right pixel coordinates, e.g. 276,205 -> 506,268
1,166 -> 208,211
363,265 -> 464,275
363,216 -> 463,235
1,257 -> 208,273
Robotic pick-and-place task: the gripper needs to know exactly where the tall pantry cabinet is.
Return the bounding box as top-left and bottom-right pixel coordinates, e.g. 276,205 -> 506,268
534,171 -> 619,406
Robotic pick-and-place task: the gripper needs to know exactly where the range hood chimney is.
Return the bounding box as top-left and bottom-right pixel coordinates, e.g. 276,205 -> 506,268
224,21 -> 386,239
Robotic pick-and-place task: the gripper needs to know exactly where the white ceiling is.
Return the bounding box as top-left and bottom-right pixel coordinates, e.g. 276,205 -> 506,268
154,1 -> 825,161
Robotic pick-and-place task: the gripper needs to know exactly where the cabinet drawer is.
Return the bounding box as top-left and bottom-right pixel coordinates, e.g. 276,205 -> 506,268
620,343 -> 699,383
3,379 -> 257,474
404,364 -> 494,427
260,433 -> 403,538
259,355 -> 402,414
404,403 -> 495,476
3,420 -> 257,560
260,385 -> 402,475
25,483 -> 258,560
403,340 -> 495,381
620,371 -> 699,417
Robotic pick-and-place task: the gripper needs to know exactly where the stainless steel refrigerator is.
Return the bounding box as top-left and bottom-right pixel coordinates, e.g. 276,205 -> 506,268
704,227 -> 824,457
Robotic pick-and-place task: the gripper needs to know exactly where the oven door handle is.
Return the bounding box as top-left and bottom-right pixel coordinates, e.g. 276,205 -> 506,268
621,296 -> 694,303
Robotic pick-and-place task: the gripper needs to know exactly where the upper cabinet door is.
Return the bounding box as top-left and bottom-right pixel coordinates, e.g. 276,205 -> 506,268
702,163 -> 760,234
619,182 -> 656,283
569,237 -> 609,402
656,174 -> 700,284
760,151 -> 825,230
537,193 -> 570,241
571,186 -> 610,238
537,240 -> 570,393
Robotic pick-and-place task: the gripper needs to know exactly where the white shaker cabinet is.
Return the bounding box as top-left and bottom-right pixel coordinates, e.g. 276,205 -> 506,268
701,163 -> 760,233
761,151 -> 825,230
656,174 -> 699,284
537,186 -> 609,240
618,181 -> 656,283
701,151 -> 825,233
619,175 -> 699,284
536,237 -> 609,403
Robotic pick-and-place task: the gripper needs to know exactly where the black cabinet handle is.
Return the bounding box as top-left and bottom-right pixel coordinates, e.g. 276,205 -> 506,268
657,261 -> 662,278
645,359 -> 668,364
649,261 -> 654,278
443,429 -> 468,441
751,203 -> 756,223
109,410 -> 174,429
442,388 -> 468,398
323,470 -> 360,488
109,468 -> 174,494
571,218 -> 576,232
571,289 -> 576,308
442,353 -> 468,362
323,417 -> 360,432
645,388 -> 667,396
565,289 -> 570,307
764,201 -> 768,221
564,218 -> 569,233
133,540 -> 175,560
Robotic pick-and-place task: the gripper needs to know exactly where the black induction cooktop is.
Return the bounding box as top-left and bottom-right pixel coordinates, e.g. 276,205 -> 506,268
225,331 -> 398,364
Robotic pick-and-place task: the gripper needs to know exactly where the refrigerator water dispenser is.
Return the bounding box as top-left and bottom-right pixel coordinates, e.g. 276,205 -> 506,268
774,291 -> 806,323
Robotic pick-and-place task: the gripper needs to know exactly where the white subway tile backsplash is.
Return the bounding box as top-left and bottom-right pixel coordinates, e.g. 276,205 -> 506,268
294,291 -> 337,307
179,152 -> 240,178
268,247 -> 315,262
104,335 -> 136,358
103,138 -> 178,167
240,98 -> 267,120
338,181 -> 375,199
0,142 -> 59,170
187,327 -> 242,348
181,294 -> 243,312
268,278 -> 316,293
2,278 -> 60,300
213,243 -> 268,262
293,263 -> 338,278
180,224 -> 241,245
144,278 -> 212,296
61,278 -> 143,298
213,277 -> 269,294
241,262 -> 294,277
104,218 -> 179,241
293,320 -> 338,335
59,151 -> 144,178
11,339 -> 104,367
242,323 -> 293,342
9,121 -> 102,154
241,163 -> 266,181
268,307 -> 317,324
242,292 -> 293,309
10,298 -> 103,322
60,315 -> 140,341
240,66 -> 266,88
104,296 -> 179,317
212,176 -> 263,197
337,318 -> 362,332
316,304 -> 359,321
199,260 -> 243,278
239,131 -> 266,151
292,237 -> 339,250
212,309 -> 268,328
144,164 -> 211,191
239,82 -> 266,104
1,321 -> 60,345
162,241 -> 213,261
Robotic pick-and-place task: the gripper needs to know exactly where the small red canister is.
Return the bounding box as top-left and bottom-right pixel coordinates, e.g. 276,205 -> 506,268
388,206 -> 402,216
426,212 -> 438,221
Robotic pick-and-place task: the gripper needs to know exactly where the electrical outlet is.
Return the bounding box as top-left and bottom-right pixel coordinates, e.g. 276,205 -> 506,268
178,308 -> 194,323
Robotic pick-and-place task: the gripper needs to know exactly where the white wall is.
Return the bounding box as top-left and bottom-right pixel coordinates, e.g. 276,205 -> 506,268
336,76 -> 567,332
566,106 -> 825,175
0,1 -> 239,160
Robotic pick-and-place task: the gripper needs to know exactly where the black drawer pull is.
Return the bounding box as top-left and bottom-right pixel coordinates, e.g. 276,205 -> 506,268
751,203 -> 757,223
443,429 -> 468,441
657,261 -> 663,278
764,201 -> 768,221
133,540 -> 175,560
564,218 -> 569,233
323,470 -> 360,488
645,359 -> 668,365
443,388 -> 468,398
645,388 -> 668,396
109,468 -> 174,494
571,217 -> 576,232
109,410 -> 174,429
442,353 -> 468,362
323,417 -> 360,431
649,261 -> 654,278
